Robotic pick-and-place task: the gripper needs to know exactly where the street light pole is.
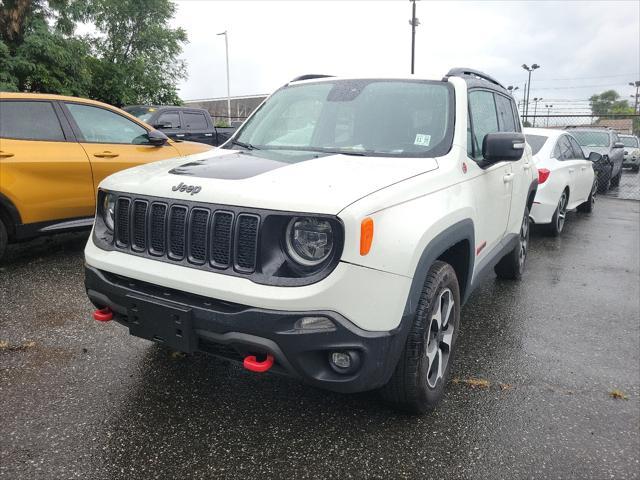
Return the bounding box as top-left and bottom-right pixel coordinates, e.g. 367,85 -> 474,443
217,30 -> 231,126
522,63 -> 540,120
532,97 -> 542,127
545,104 -> 553,127
409,0 -> 420,74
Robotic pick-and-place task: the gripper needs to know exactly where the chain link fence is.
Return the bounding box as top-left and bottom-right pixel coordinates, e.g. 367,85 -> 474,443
522,114 -> 640,201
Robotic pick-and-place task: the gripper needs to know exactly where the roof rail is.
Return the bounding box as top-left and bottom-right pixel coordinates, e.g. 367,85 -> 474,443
444,68 -> 505,89
565,125 -> 611,130
289,74 -> 334,83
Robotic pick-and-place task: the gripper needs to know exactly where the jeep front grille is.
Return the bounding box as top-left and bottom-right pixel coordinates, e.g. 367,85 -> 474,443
113,197 -> 260,274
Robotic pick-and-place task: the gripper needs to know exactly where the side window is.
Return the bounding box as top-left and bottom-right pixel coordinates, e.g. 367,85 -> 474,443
468,90 -> 499,160
495,94 -> 517,132
157,111 -> 181,128
611,133 -> 618,146
567,136 -> 585,159
183,112 -> 208,130
0,101 -> 65,141
66,103 -> 148,144
556,136 -> 573,161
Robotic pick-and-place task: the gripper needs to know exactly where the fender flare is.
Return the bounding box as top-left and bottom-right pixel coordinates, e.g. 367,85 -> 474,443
402,218 -> 475,319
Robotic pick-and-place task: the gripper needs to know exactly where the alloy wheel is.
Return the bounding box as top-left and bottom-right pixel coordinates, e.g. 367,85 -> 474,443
518,212 -> 529,269
556,193 -> 568,232
425,288 -> 455,389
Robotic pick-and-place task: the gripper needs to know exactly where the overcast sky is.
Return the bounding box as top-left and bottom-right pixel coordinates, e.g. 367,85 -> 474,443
172,0 -> 640,113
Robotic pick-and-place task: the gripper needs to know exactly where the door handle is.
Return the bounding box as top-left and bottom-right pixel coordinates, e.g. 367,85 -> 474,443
503,173 -> 514,183
204,133 -> 213,137
93,151 -> 119,158
0,151 -> 15,158
176,134 -> 186,138
581,166 -> 587,170
568,168 -> 575,173
523,163 -> 531,170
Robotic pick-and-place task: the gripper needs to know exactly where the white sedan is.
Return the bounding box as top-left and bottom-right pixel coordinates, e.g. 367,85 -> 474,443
525,128 -> 597,236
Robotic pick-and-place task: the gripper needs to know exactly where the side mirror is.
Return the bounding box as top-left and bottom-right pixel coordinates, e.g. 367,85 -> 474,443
482,132 -> 525,163
588,151 -> 603,162
147,129 -> 169,146
152,123 -> 172,130
613,142 -> 624,149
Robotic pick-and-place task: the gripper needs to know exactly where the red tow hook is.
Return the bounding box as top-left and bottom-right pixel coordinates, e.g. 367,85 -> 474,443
243,354 -> 274,373
93,307 -> 113,322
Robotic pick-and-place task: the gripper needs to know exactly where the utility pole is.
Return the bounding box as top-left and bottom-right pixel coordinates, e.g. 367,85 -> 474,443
630,81 -> 640,114
409,0 -> 420,74
217,30 -> 231,126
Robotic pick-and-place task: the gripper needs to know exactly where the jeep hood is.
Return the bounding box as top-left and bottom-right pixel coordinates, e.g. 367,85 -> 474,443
100,149 -> 439,214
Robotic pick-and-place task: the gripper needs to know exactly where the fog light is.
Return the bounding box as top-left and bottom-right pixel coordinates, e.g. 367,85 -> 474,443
328,350 -> 361,374
331,352 -> 351,369
294,316 -> 335,332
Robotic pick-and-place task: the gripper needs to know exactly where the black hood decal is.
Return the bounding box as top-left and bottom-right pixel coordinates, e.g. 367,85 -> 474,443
169,151 -> 320,180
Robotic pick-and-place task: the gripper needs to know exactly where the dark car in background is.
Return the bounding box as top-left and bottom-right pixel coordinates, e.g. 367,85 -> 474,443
566,127 -> 625,192
124,106 -> 236,147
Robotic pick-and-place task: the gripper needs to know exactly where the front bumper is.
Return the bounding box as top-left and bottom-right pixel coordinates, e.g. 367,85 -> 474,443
623,156 -> 639,167
85,265 -> 410,393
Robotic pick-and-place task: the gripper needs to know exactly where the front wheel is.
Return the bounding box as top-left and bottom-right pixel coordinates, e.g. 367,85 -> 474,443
494,206 -> 530,280
610,168 -> 622,187
380,261 -> 460,413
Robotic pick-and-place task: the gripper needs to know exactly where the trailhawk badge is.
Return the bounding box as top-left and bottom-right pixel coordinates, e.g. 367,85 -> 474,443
172,182 -> 202,195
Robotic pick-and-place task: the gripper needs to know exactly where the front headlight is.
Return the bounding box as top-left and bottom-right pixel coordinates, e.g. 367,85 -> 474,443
285,217 -> 334,267
102,193 -> 115,231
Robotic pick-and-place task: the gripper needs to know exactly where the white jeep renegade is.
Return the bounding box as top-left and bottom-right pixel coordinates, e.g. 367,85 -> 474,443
85,69 -> 537,412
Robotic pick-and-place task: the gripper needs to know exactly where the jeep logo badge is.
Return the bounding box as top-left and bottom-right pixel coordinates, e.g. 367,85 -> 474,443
172,182 -> 202,195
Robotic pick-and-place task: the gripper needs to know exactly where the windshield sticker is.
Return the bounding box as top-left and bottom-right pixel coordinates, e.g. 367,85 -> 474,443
414,134 -> 431,146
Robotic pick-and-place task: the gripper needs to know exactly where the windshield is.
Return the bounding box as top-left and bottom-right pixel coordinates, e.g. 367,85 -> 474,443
570,131 -> 610,148
231,79 -> 454,157
620,136 -> 639,148
125,106 -> 155,123
526,134 -> 548,155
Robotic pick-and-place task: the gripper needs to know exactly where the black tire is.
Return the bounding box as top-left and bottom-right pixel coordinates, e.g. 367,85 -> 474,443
0,218 -> 7,262
494,206 -> 530,280
610,168 -> 622,187
577,178 -> 597,213
544,190 -> 568,237
597,168 -> 612,193
380,261 -> 460,414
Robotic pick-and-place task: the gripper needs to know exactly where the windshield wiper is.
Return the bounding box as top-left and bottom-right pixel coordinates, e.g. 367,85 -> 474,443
231,139 -> 259,150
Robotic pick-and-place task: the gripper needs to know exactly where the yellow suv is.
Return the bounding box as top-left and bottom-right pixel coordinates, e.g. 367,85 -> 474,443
0,92 -> 213,259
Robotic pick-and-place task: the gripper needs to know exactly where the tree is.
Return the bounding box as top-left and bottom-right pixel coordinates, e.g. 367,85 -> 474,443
0,0 -> 187,106
589,90 -> 633,116
86,0 -> 187,106
0,0 -> 91,95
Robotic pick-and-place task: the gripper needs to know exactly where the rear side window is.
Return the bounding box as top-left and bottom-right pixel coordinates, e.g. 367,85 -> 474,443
157,111 -> 181,128
0,101 -> 65,141
184,112 -> 208,130
567,136 -> 585,159
526,134 -> 548,155
555,136 -> 574,161
468,90 -> 499,160
495,94 -> 517,132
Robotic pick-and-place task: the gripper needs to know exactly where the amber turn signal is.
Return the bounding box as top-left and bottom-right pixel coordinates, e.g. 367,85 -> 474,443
360,218 -> 374,256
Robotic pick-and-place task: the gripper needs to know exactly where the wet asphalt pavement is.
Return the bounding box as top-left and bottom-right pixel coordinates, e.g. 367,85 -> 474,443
1,197 -> 639,480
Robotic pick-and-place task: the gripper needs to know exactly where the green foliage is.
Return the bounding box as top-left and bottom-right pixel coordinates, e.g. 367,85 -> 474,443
0,0 -> 186,106
589,90 -> 632,116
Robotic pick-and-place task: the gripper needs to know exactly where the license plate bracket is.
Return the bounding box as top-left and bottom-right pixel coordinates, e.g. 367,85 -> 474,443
126,294 -> 195,352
